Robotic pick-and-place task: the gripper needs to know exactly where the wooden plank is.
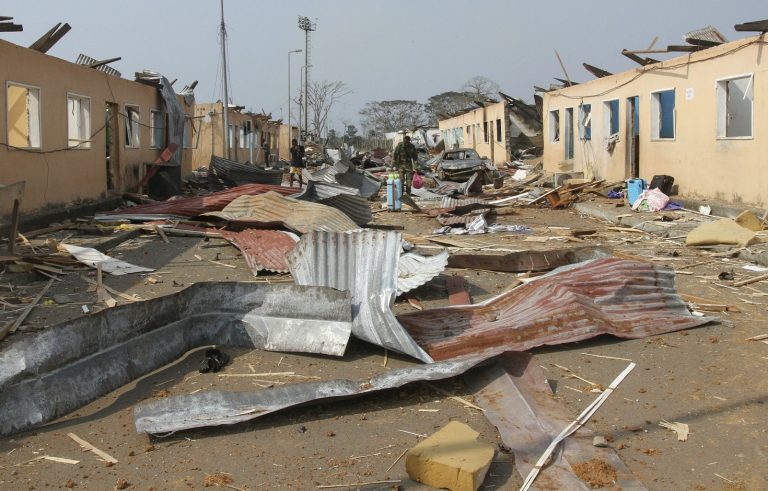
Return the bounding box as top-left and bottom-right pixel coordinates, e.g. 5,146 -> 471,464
734,20 -> 768,32
0,279 -> 54,340
67,433 -> 118,464
734,272 -> 768,287
582,63 -> 612,78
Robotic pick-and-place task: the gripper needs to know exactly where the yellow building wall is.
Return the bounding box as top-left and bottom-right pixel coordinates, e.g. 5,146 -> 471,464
192,103 -> 276,166
543,35 -> 767,206
0,39 -> 192,214
438,101 -> 509,165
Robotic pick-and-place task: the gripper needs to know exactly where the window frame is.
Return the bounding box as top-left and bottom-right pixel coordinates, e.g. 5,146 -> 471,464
124,104 -> 141,148
548,109 -> 560,143
715,73 -> 754,140
149,109 -> 166,149
6,81 -> 42,150
603,98 -> 620,137
496,118 -> 502,142
650,88 -> 676,141
65,92 -> 92,150
578,103 -> 592,141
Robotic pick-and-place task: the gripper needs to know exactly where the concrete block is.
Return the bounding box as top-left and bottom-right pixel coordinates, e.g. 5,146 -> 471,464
405,420 -> 495,491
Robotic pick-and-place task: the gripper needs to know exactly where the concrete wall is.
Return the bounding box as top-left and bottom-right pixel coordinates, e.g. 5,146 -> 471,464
543,35 -> 767,206
438,102 -> 509,165
278,125 -> 299,161
192,103 -> 286,167
0,39 -> 192,214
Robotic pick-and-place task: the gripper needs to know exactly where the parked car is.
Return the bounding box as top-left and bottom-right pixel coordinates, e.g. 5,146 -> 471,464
433,148 -> 495,181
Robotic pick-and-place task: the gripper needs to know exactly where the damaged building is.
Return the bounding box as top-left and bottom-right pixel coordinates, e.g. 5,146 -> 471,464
0,35 -> 195,214
542,25 -> 768,205
438,94 -> 542,164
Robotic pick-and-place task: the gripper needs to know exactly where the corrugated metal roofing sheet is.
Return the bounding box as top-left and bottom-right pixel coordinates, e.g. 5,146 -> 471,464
219,229 -> 298,274
397,250 -> 448,295
292,180 -> 372,226
134,355 -> 486,433
398,258 -> 713,361
287,230 -> 433,363
304,160 -> 381,198
685,25 -> 728,44
436,210 -> 489,226
466,353 -> 647,490
439,197 -> 490,208
204,192 -> 358,234
97,183 -> 296,220
210,155 -> 284,187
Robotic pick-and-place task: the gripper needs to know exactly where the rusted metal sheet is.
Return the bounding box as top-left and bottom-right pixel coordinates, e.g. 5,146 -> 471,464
398,258 -> 714,361
466,353 -> 647,490
445,275 -> 471,305
134,355 -> 488,434
97,183 -> 295,220
436,209 -> 489,226
287,230 -> 432,363
219,229 -> 298,274
447,246 -> 611,272
440,196 -> 489,208
204,191 -> 358,233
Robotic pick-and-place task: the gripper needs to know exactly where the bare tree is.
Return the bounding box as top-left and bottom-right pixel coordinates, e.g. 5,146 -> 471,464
461,76 -> 500,101
359,100 -> 428,136
307,80 -> 352,139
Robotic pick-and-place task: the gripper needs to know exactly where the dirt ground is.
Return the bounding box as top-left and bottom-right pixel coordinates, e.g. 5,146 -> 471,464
1,198 -> 767,490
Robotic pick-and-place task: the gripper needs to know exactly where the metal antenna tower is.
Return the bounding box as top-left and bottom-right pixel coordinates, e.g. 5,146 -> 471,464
298,16 -> 316,143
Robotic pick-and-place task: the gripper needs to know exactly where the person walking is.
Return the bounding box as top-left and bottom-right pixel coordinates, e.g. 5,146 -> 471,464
289,139 -> 305,188
392,135 -> 418,194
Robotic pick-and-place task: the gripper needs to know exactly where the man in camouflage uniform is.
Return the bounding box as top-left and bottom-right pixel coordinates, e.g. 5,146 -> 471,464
392,135 -> 418,194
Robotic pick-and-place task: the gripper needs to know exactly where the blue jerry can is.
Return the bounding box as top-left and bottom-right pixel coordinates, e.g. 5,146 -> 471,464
386,173 -> 402,211
626,178 -> 647,205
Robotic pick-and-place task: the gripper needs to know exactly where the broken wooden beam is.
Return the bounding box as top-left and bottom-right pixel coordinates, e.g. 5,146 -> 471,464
583,63 -> 613,78
0,19 -> 22,32
88,56 -> 121,69
734,19 -> 768,32
621,50 -> 660,66
0,279 -> 54,341
29,22 -> 71,53
666,44 -> 706,52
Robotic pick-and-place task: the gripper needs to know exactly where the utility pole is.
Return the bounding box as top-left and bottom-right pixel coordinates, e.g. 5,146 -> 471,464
220,0 -> 230,158
298,16 -> 316,143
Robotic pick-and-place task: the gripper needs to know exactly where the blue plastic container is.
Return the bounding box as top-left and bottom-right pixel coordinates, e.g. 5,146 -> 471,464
626,178 -> 647,205
386,174 -> 402,211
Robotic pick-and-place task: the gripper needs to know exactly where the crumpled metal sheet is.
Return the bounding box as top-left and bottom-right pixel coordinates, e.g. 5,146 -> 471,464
439,197 -> 490,208
204,191 -> 358,233
134,355 -> 488,434
292,180 -> 372,226
304,159 -> 381,198
466,352 -> 647,490
0,282 -> 352,436
210,155 -> 284,187
410,186 -> 444,201
287,230 -> 433,363
436,209 -> 490,226
397,250 -> 448,295
97,183 -> 296,221
447,246 -> 612,273
219,229 -> 298,274
398,258 -> 714,361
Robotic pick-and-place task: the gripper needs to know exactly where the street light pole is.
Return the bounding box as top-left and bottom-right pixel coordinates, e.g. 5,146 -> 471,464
287,49 -> 302,148
298,16 -> 316,143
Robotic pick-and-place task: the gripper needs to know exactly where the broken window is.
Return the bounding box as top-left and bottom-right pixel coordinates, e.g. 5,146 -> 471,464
6,82 -> 41,149
124,105 -> 140,148
496,119 -> 502,142
717,74 -> 753,138
183,116 -> 200,149
604,99 -> 619,136
228,124 -> 235,148
150,110 -> 165,148
578,104 -> 591,140
67,93 -> 91,149
549,110 -> 560,143
483,121 -> 489,143
651,89 -> 675,139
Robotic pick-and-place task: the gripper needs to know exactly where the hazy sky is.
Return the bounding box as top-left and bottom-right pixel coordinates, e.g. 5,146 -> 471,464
3,1 -> 765,131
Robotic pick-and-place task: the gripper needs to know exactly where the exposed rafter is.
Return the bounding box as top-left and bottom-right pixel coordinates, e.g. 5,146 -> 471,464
582,63 -> 613,78
0,16 -> 22,32
734,19 -> 768,32
29,22 -> 71,53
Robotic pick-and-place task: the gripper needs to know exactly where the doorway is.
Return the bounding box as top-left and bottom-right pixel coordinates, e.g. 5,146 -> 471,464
625,96 -> 640,178
105,102 -> 120,191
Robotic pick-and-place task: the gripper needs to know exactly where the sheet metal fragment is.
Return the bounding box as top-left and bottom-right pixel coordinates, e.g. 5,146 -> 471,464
219,229 -> 298,274
398,258 -> 714,361
466,353 -> 647,491
134,356 -> 489,434
447,246 -> 611,272
0,283 -> 352,436
397,250 -> 448,295
287,230 -> 433,363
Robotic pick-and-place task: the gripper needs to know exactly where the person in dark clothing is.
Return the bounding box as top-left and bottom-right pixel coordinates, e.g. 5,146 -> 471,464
392,135 -> 419,194
289,139 -> 305,188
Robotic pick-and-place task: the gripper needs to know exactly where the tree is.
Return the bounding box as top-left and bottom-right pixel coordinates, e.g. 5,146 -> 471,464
461,76 -> 500,101
359,100 -> 428,136
344,124 -> 358,140
307,80 -> 352,140
424,91 -> 477,124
